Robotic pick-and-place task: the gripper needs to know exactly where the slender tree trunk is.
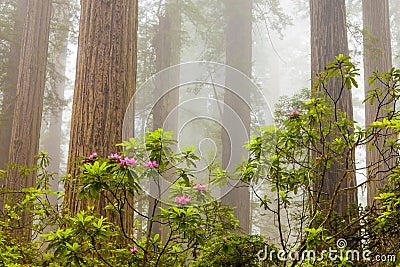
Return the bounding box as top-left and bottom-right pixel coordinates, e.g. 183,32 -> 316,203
362,0 -> 395,207
221,0 -> 252,234
64,0 -> 138,236
149,0 -> 181,237
42,0 -> 71,208
152,0 -> 181,133
5,0 -> 52,239
310,0 -> 358,220
0,0 -> 27,172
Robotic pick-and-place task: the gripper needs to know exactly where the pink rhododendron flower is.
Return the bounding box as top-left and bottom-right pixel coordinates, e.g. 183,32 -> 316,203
175,195 -> 191,204
130,247 -> 138,254
108,153 -> 122,159
89,152 -> 97,159
288,110 -> 300,119
194,184 -> 207,191
316,155 -> 323,160
144,160 -> 158,168
121,157 -> 137,166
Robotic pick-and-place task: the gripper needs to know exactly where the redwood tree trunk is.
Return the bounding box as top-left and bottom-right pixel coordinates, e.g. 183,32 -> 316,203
149,0 -> 181,237
64,0 -> 138,229
0,0 -> 27,172
310,0 -> 358,219
5,0 -> 52,238
362,0 -> 395,207
221,0 -> 252,234
42,0 -> 72,208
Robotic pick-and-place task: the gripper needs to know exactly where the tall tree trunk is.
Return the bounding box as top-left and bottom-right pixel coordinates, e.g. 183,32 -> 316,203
42,0 -> 72,209
310,0 -> 358,220
64,0 -> 138,235
149,0 -> 181,237
0,0 -> 27,171
362,0 -> 395,207
221,0 -> 252,234
5,0 -> 52,239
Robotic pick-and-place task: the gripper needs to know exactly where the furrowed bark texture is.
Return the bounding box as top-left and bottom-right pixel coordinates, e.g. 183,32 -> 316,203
5,0 -> 52,238
64,0 -> 138,235
0,0 -> 27,172
362,0 -> 396,207
310,0 -> 358,219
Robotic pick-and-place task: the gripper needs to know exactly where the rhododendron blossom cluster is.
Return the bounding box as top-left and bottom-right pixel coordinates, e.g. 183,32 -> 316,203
175,195 -> 191,204
194,184 -> 206,191
144,160 -> 158,168
288,109 -> 300,119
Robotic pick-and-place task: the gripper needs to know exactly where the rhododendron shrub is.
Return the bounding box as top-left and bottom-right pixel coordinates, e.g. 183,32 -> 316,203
3,59 -> 400,266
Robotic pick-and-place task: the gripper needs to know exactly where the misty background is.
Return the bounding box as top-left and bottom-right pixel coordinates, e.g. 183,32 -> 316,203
2,0 -> 400,235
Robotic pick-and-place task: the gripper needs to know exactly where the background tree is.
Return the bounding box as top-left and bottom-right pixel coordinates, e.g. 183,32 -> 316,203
221,0 -> 252,234
362,0 -> 396,207
310,0 -> 358,220
64,0 -> 138,232
0,0 -> 27,172
40,0 -> 77,209
152,0 -> 181,132
4,0 -> 52,238
149,0 -> 182,237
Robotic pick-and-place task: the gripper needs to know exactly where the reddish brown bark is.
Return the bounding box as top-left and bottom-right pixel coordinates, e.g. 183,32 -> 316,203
64,0 -> 138,230
0,0 -> 27,171
310,0 -> 358,218
362,0 -> 396,207
5,0 -> 52,238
